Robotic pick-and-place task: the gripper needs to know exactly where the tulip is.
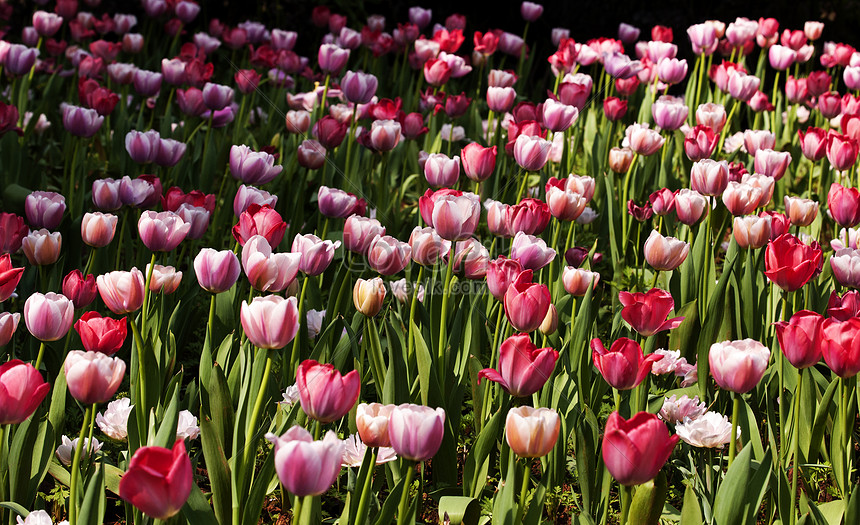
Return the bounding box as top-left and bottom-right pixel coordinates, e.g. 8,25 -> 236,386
626,123 -> 665,155
318,43 -> 350,73
78,212 -> 117,248
545,180 -> 588,221
24,292 -> 74,342
486,257 -> 524,302
74,311 -> 127,356
505,406 -> 560,458
727,70 -> 760,102
232,204 -> 287,247
722,181 -> 763,216
609,147 -> 634,173
33,11 -> 63,37
296,359 -> 360,423
388,404 -> 445,462
356,403 -> 395,447
649,188 -> 676,216
62,104 -> 104,137
192,249 -> 239,294
0,213 -> 28,253
774,310 -> 823,370
652,95 -> 688,130
485,199 -> 513,237
684,125 -> 718,161
21,229 -> 62,266
62,270 -> 97,309
478,333 -> 558,397
119,175 -> 162,209
590,337 -> 663,390
423,58 -> 451,86
742,129 -> 775,157
408,227 -> 449,266
234,185 -> 277,217
674,189 -> 709,225
201,82 -> 234,112
5,45 -> 39,76
602,411 -> 679,486
799,128 -> 828,161
510,231 -> 556,270
147,264 -> 182,294
768,44 -> 796,70
240,295 -> 299,349
742,173 -> 775,208
428,192 -> 480,241
784,196 -> 818,226
229,145 -> 283,185
284,110 -> 311,135
424,153 -> 460,188
0,254 -> 24,302
367,235 -> 411,275
318,186 -> 361,219
0,312 -> 20,346
342,71 -> 378,104
828,183 -> 860,228
628,200 -> 653,222
603,52 -> 643,80
644,230 -> 689,271
676,412 -> 737,448
603,97 -> 628,121
542,99 -> 579,132
450,238 -> 489,279
64,350 -> 125,404
696,103 -> 727,132
619,288 -> 684,337
619,23 -> 641,44
267,427 -> 345,497
154,139 -> 186,168
819,92 -> 842,119
733,215 -> 772,249
504,270 -> 551,332
562,267 -> 600,296
342,215 -> 384,255
292,234 -> 340,276
461,143 -> 497,182
764,233 -> 823,291
125,129 -> 161,164
753,149 -> 792,180
820,317 -> 860,378
56,435 -> 102,467
709,339 -> 770,393
827,133 -> 859,172
831,248 -> 860,289
690,159 -> 729,196
97,268 -> 145,315
369,120 -> 401,152
137,211 -> 189,252
96,397 -> 133,441
513,134 -> 552,171
25,191 -> 65,230
119,439 -> 192,520
0,360 -> 50,424
353,277 -> 386,317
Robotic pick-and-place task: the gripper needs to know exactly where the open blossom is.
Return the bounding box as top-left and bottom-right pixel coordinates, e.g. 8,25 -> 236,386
96,397 -> 133,440
676,411 -> 738,448
56,435 -> 102,466
659,394 -> 707,424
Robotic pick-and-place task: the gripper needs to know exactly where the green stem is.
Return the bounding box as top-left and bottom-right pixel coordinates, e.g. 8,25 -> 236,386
207,293 -> 217,352
242,348 -> 275,475
34,341 -> 46,371
354,447 -> 379,525
83,248 -> 97,276
790,368 -> 803,525
620,153 -> 640,254
141,252 -> 157,336
129,317 -> 147,434
515,169 -> 530,202
69,404 -> 94,525
716,100 -> 739,156
289,277 -> 310,376
406,266 -> 425,362
292,495 -> 304,524
619,484 -> 633,525
728,394 -> 741,467
516,459 -> 531,524
437,245 -> 456,382
396,462 -> 415,525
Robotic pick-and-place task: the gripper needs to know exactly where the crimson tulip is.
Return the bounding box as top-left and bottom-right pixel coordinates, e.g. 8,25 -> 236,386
504,270 -> 551,332
0,360 -> 50,424
763,233 -> 823,291
774,310 -> 823,369
75,312 -> 127,355
602,411 -> 679,486
487,257 -> 524,302
478,333 -> 558,397
296,359 -> 360,423
119,439 -> 192,520
618,288 -> 684,336
590,337 -> 663,390
232,204 -> 287,247
827,290 -> 860,321
0,253 -> 24,302
62,270 -> 98,309
820,317 -> 860,378
828,183 -> 860,228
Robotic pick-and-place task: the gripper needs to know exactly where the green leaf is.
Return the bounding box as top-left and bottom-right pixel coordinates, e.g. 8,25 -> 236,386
807,378 -> 838,465
0,501 -> 30,519
200,417 -> 231,524
153,385 -> 179,448
712,446 -> 751,525
628,472 -> 668,525
679,484 -> 702,525
181,482 -> 220,524
464,401 -> 508,498
370,473 -> 405,525
438,496 -> 480,525
77,462 -> 105,525
696,251 -> 738,400
490,452 -> 517,525
846,483 -> 860,524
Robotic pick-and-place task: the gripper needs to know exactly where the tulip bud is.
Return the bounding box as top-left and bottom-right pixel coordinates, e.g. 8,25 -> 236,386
354,277 -> 385,317
644,230 -> 689,271
506,406 -> 560,458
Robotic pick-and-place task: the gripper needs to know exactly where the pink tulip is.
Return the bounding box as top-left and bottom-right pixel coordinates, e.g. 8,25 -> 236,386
690,159 -> 729,196
733,215 -> 772,249
727,71 -> 760,102
24,292 -> 74,342
722,181 -> 763,216
709,339 -> 770,393
590,337 -> 662,390
506,406 -> 560,458
64,350 -> 125,404
626,123 -> 665,155
367,235 -> 411,275
830,248 -> 860,288
696,103 -> 727,132
0,360 -> 50,424
602,411 -> 679,486
827,133 -> 859,172
828,183 -> 860,228
510,231 -> 556,271
137,211 -> 190,252
369,119 -> 401,152
513,134 -> 552,171
317,186 -> 361,219
296,359 -> 360,423
318,43 -> 350,74
562,267 -> 600,296
486,86 -> 517,113
487,257 -> 524,302
504,270 -> 551,332
240,295 -> 299,349
461,143 -> 497,182
229,145 -> 283,185
478,333 -> 558,397
233,185 -> 277,217
356,403 -> 395,447
451,238 -> 490,279
784,196 -> 818,226
408,227 -> 450,266
388,404 -> 446,462
644,230 -> 689,270
25,191 -> 65,230
194,248 -> 241,293
292,234 -> 340,276
146,264 -> 182,294
97,268 -> 145,315
266,427 -> 345,497
21,229 -> 62,266
485,199 -> 514,237
62,270 -> 97,309
0,312 -> 21,346
428,192 -> 480,241
768,44 -> 796,70
424,153 -> 461,187
674,189 -> 709,225
742,129 -> 775,156
343,215 -> 386,255
619,288 -> 684,336
542,99 -> 579,132
754,149 -> 791,180
354,277 -> 386,317
81,212 -> 118,248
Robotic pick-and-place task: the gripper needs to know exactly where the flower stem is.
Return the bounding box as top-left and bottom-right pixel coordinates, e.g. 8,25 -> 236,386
619,484 -> 633,525
396,462 -> 415,525
292,494 -> 304,524
207,293 -> 217,352
34,341 -> 46,371
129,317 -> 147,434
516,459 -> 531,524
289,277 -> 310,376
140,252 -> 157,337
728,393 -> 741,467
69,404 -> 94,525
242,348 -> 274,475
354,447 -> 379,525
790,368 -> 803,525
437,245 -> 456,382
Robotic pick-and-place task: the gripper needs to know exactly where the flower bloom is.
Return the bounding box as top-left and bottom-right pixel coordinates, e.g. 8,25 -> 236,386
97,268 -> 145,314
478,333 -> 558,397
618,288 -> 684,336
774,310 -> 823,369
240,295 -> 299,349
24,292 -> 74,342
266,427 -> 345,497
0,360 -> 50,424
708,339 -> 770,393
388,404 -> 446,462
602,411 -> 679,486
644,230 -> 689,271
296,359 -> 360,424
506,406 -> 560,458
590,337 -> 663,390
763,233 -> 822,291
64,350 -> 126,404
676,411 -> 738,448
119,439 -> 192,519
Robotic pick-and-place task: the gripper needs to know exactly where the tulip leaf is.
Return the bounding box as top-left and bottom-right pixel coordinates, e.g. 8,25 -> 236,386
464,400 -> 507,498
696,251 -> 737,400
48,367 -> 67,447
413,319 -> 435,406
0,502 -> 29,519
846,482 -> 860,525
371,470 -> 405,525
712,445 -> 751,525
679,483 -> 702,525
77,462 -> 105,525
181,481 -> 220,524
200,417 -> 232,524
628,472 -> 667,525
154,386 -> 179,449
491,451 -> 517,525
668,299 -> 698,359
807,378 -> 838,465
241,451 -> 275,525
439,496 -> 481,525
737,397 -> 765,460
774,466 -> 792,525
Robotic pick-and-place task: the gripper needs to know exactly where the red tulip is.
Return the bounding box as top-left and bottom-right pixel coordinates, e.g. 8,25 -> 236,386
232,204 -> 287,247
119,439 -> 192,520
504,270 -> 551,332
763,233 -> 823,291
0,253 -> 24,302
774,310 -> 823,369
62,270 -> 98,309
821,317 -> 860,378
798,127 -> 828,161
460,143 -> 497,182
478,333 -> 559,397
602,411 -> 679,486
508,198 -> 551,235
487,256 -> 524,302
828,183 -> 860,228
296,359 -> 360,423
0,213 -> 28,254
618,288 -> 684,336
590,337 -> 663,390
827,133 -> 859,171
0,360 -> 50,424
827,290 -> 860,321
75,311 -> 127,355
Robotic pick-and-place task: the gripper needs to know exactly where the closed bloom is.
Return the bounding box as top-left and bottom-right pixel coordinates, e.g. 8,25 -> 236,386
676,411 -> 737,448
722,181 -> 763,216
674,189 -> 709,225
602,411 -> 679,486
232,204 -> 287,247
125,129 -> 161,164
96,397 -> 133,440
0,360 -> 50,424
408,226 -> 449,266
478,333 -> 558,397
119,439 -> 192,520
22,229 -> 62,266
25,191 -> 65,230
727,71 -> 760,102
62,270 -> 97,309
64,350 -> 125,404
0,312 -> 20,346
626,123 -> 665,155
62,104 -> 104,138
763,233 -> 823,291
487,257 -> 525,302
831,248 -> 860,288
691,159 -> 729,196
784,196 -> 818,226
619,288 -> 684,336
229,145 -> 283,185
24,292 -> 74,342
0,213 -> 29,254
81,212 -> 118,248
510,231 -> 556,270
137,211 -> 189,252
827,133 -> 859,172
798,127 -> 828,161
430,192 -> 480,241
75,311 -> 127,356
342,70 -> 378,104
684,125 -> 718,161
0,254 -> 24,302
369,119 -> 401,152
267,427 -> 345,498
461,143 -> 496,182
506,406 -> 559,458
828,183 -> 860,228
609,147 -> 635,173
147,264 -> 182,295
97,268 -> 145,314
754,149 -> 792,180
504,270 -> 551,332
344,215 -> 386,255
193,249 -> 240,294
591,337 -> 663,390
356,403 -> 395,448
234,185 -> 278,217
367,235 -> 411,275
542,98 -> 579,132
644,230 -> 689,271
820,317 -> 860,378
513,134 -> 552,171
353,277 -> 386,317
742,129 -> 775,157
696,103 -> 727,132
318,43 -> 350,74
733,215 -> 772,249
652,95 -> 688,131
297,359 -> 360,423
240,295 -> 299,349
388,404 -> 445,462
709,339 -> 770,393
774,310 -> 823,369
317,186 -> 361,219
562,267 -> 600,296
424,153 -> 461,187
292,234 -> 340,276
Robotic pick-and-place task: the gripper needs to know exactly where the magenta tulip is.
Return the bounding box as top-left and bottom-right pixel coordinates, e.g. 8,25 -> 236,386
478,333 -> 558,396
296,359 -> 360,423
